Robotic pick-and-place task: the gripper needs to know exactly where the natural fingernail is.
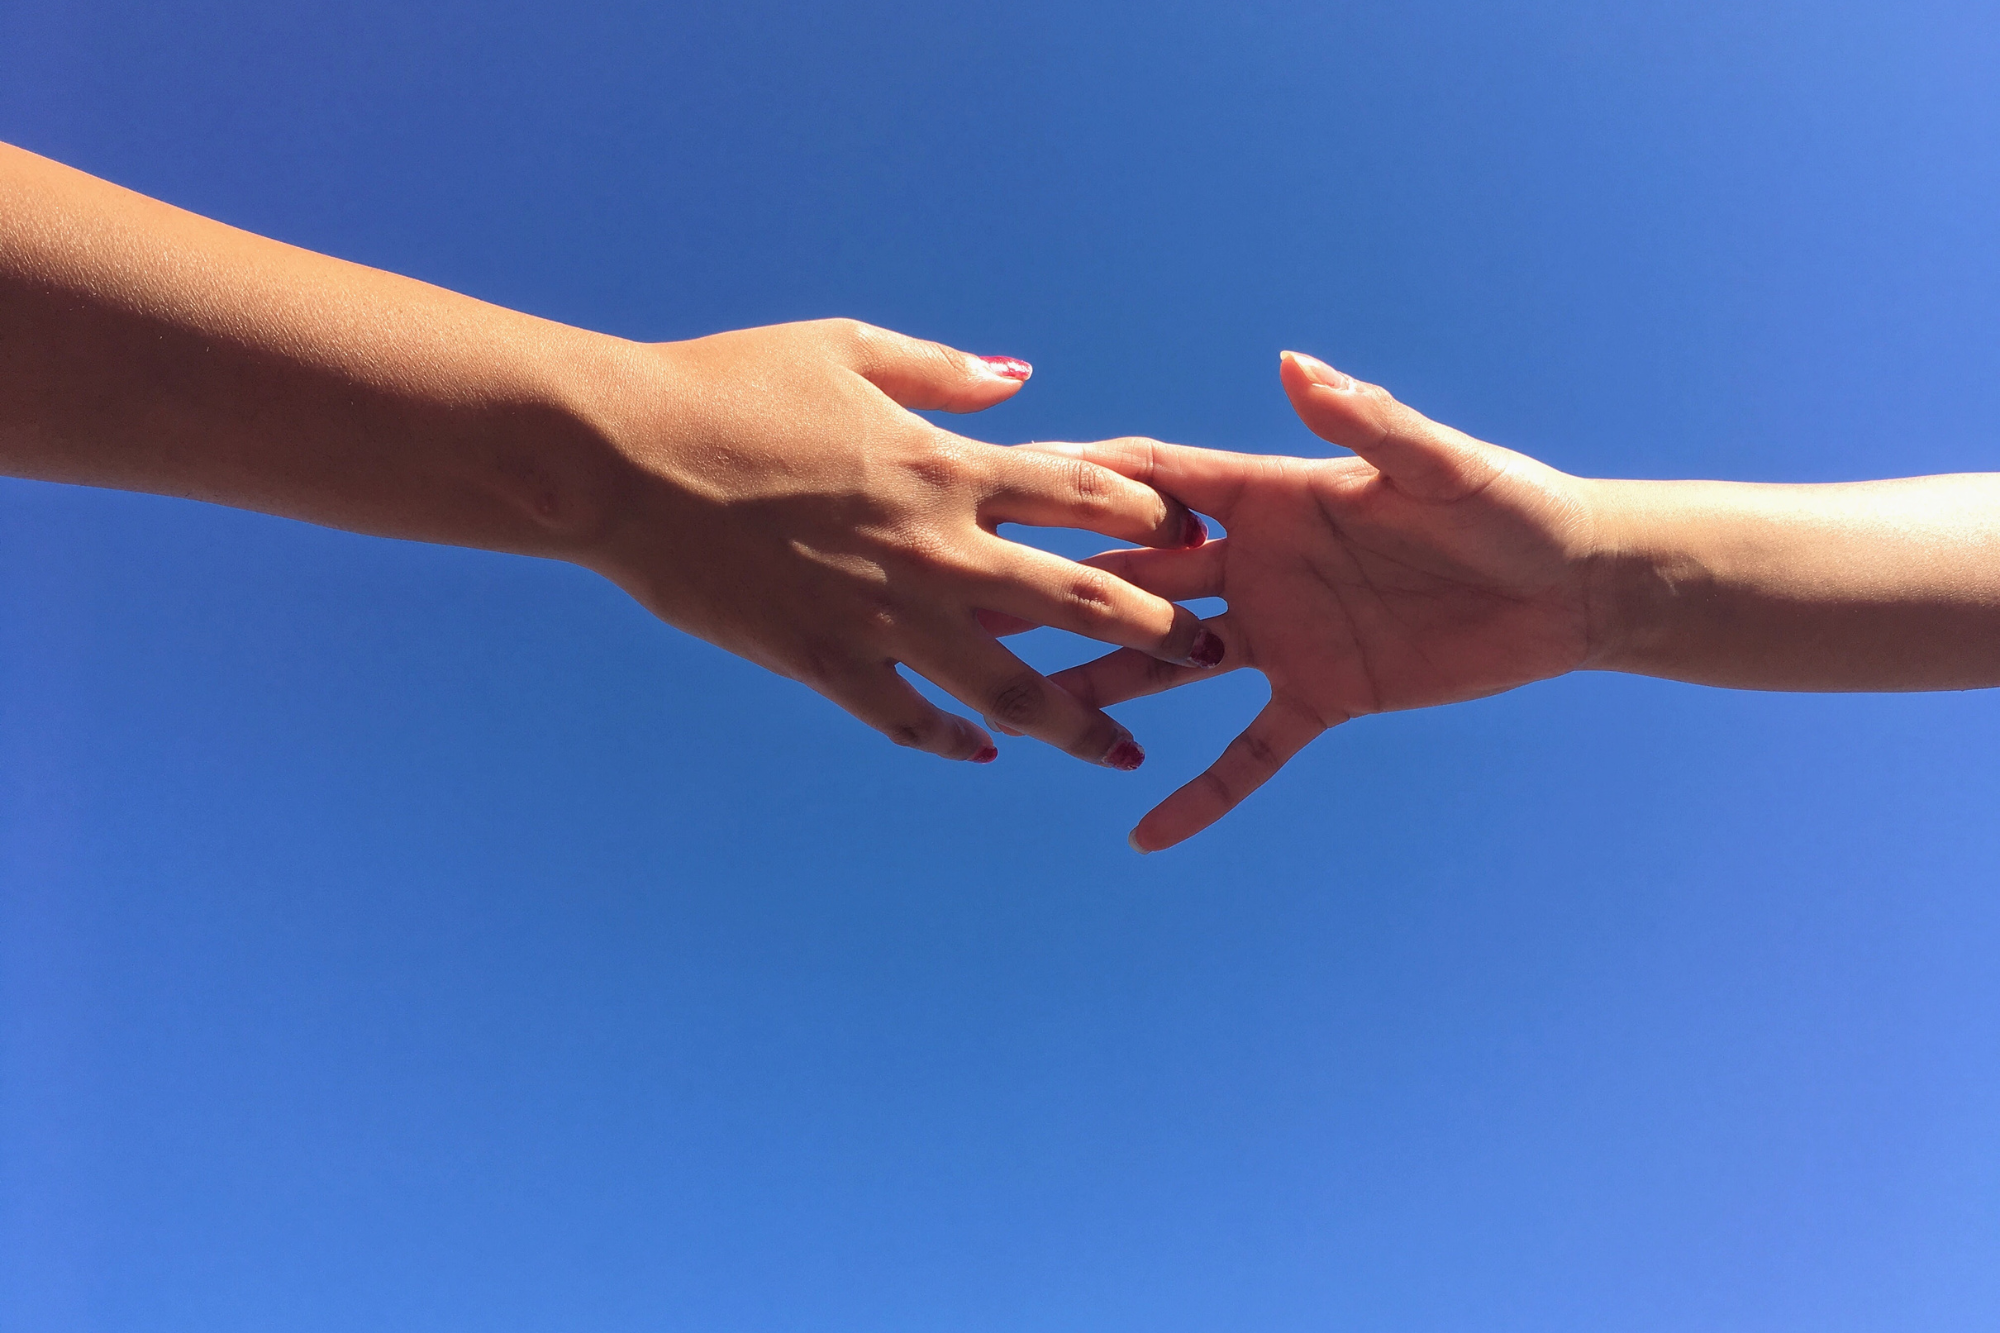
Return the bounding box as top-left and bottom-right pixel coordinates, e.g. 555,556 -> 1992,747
1186,630 -> 1225,669
1182,512 -> 1208,547
971,745 -> 999,764
979,355 -> 1033,382
1103,738 -> 1146,771
1283,349 -> 1354,392
1127,829 -> 1151,855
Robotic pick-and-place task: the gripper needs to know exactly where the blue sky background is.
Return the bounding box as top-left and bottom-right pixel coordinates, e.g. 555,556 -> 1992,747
5,1 -> 2000,1328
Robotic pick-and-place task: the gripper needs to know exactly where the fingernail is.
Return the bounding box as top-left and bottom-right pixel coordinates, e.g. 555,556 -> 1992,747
1185,630 -> 1225,669
971,745 -> 999,764
1283,349 -> 1354,391
1127,829 -> 1151,855
1182,512 -> 1208,547
979,355 -> 1032,382
1103,738 -> 1146,771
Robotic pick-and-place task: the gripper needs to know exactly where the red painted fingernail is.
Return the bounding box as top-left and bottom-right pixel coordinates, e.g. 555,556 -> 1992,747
979,355 -> 1032,382
1186,630 -> 1225,669
1103,738 -> 1146,771
971,745 -> 999,764
1182,512 -> 1208,547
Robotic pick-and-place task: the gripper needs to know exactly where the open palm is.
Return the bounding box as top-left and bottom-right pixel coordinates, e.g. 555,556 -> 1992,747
1037,352 -> 1602,851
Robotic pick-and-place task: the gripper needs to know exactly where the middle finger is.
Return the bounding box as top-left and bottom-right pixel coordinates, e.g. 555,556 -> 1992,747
981,444 -> 1208,550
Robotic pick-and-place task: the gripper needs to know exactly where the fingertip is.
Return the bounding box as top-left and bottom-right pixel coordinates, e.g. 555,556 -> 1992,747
1103,737 -> 1146,771
943,372 -> 1025,414
854,327 -> 1031,412
1129,807 -> 1192,854
1279,349 -> 1355,393
929,354 -> 1028,415
952,715 -> 996,761
1280,350 -> 1385,453
978,355 -> 1032,383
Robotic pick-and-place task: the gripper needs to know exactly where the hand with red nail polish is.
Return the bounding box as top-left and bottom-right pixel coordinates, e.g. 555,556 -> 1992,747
574,319 -> 1224,768
1027,351 -> 1596,846
0,146 -> 1212,771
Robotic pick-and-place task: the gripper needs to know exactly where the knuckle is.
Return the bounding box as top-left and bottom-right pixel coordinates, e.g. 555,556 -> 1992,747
1234,730 -> 1279,770
1107,436 -> 1164,477
1060,568 -> 1120,621
790,639 -> 851,688
857,596 -> 902,637
899,434 -> 983,496
920,338 -> 965,377
1066,459 -> 1115,512
901,446 -> 964,493
903,455 -> 954,492
989,671 -> 1048,725
819,317 -> 877,360
884,716 -> 938,750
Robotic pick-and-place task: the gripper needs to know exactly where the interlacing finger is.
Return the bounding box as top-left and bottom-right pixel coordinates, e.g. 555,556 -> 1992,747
818,663 -> 997,764
969,541 -> 1226,642
1047,612 -> 1247,711
1015,436 -> 1258,524
901,622 -> 1147,770
1130,692 -> 1338,852
983,446 -> 1207,550
1082,540 -> 1227,602
969,536 -> 1225,668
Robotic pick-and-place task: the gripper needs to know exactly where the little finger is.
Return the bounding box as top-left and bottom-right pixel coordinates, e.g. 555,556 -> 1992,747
819,664 -> 998,763
902,629 -> 1147,770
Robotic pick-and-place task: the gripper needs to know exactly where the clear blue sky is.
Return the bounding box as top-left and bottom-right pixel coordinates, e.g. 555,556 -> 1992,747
5,1 -> 2000,1328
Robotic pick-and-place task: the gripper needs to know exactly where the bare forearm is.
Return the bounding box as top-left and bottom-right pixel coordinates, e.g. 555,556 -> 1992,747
0,141 -> 629,555
1587,474 -> 2000,691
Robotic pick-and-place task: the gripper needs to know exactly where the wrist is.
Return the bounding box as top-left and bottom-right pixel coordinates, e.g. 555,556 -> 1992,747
493,325 -> 656,564
1576,478 -> 1700,675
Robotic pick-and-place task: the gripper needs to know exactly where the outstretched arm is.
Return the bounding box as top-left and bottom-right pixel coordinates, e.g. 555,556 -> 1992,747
0,140 -> 1221,768
1043,351 -> 2000,848
1588,472 -> 2000,691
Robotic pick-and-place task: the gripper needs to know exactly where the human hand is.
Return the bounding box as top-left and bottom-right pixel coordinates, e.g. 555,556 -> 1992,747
575,319 -> 1221,768
1035,351 -> 1600,847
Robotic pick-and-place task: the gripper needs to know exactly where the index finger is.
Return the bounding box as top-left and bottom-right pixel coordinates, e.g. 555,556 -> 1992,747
983,445 -> 1207,550
1015,437 -> 1262,525
1129,693 -> 1335,853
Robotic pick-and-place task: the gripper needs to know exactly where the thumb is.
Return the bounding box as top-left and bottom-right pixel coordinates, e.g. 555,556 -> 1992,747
846,321 -> 1033,413
1279,350 -> 1502,503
